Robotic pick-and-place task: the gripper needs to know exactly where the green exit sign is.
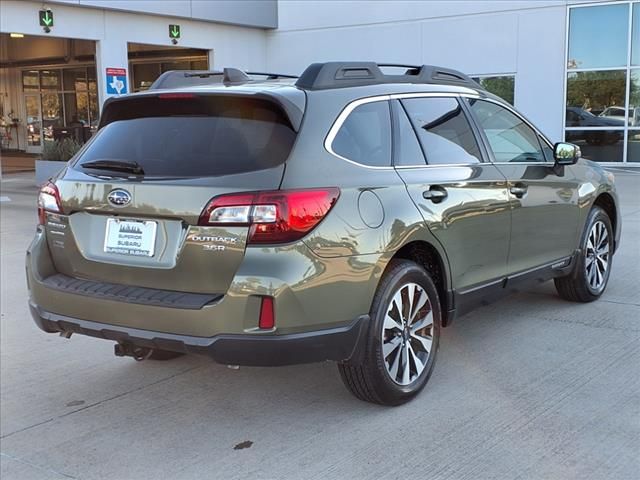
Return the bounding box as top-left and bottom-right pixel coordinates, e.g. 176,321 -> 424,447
39,10 -> 54,28
169,24 -> 180,39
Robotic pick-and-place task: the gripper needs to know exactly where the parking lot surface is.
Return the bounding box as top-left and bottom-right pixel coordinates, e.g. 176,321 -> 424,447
1,171 -> 639,480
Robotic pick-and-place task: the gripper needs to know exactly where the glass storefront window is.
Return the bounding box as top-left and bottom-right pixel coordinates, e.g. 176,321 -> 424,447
633,3 -> 640,66
566,70 -> 627,125
568,4 -> 629,69
22,71 -> 39,92
41,93 -> 63,141
628,130 -> 640,161
63,68 -> 87,92
64,92 -> 91,126
40,70 -> 61,89
24,95 -> 41,147
565,130 -> 624,162
471,75 -> 515,105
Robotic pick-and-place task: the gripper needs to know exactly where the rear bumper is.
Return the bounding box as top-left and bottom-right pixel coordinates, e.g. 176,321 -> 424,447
29,303 -> 368,366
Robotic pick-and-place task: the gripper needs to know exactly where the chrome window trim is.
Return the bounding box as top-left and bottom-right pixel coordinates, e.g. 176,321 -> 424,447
324,94 -> 394,170
325,92 -> 488,169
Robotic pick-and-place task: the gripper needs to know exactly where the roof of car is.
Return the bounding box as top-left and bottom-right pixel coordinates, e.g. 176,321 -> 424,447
142,63 -> 486,97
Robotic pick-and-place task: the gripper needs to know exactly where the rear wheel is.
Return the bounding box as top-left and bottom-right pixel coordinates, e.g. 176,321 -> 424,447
338,260 -> 441,406
555,206 -> 613,302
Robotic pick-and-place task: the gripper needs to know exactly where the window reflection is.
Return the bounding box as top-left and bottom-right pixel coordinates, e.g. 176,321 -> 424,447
470,75 -> 515,105
628,130 -> 640,162
568,4 -> 629,69
565,130 -> 624,162
630,69 -> 640,127
566,71 -> 626,121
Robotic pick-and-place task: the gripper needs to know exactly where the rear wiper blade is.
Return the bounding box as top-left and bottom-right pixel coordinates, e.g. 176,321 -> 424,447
80,160 -> 144,175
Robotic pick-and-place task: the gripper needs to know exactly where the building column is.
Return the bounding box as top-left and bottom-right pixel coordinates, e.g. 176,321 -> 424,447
94,37 -> 129,113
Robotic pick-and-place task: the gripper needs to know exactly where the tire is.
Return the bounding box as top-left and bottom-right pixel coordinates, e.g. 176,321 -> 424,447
555,206 -> 613,302
338,260 -> 441,406
148,349 -> 185,361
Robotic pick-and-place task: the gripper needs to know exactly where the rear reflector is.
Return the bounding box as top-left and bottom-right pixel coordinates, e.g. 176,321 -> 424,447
198,188 -> 340,244
259,296 -> 275,329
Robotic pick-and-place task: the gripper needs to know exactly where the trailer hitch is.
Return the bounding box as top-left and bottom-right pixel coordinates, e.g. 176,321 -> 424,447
114,343 -> 153,361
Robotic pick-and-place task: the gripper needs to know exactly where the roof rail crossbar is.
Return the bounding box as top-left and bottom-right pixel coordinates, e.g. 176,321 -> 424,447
184,71 -> 223,78
148,68 -> 297,90
295,62 -> 482,91
246,71 -> 299,79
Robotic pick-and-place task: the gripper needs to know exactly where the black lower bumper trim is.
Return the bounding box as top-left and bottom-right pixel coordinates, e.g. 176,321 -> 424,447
42,273 -> 221,310
29,303 -> 368,367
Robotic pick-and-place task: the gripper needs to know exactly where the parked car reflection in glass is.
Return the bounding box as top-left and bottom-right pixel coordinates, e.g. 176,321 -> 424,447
566,107 -> 625,127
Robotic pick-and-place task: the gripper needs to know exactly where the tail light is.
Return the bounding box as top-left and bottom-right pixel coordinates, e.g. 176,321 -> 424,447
198,188 -> 340,244
37,182 -> 63,225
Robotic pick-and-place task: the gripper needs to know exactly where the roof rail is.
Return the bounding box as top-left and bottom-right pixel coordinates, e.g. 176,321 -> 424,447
294,62 -> 482,91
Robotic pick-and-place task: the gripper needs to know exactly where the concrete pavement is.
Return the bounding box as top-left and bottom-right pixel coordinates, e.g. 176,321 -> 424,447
1,171 -> 639,480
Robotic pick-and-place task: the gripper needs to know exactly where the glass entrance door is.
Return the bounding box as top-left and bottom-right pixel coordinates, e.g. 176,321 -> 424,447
24,94 -> 42,153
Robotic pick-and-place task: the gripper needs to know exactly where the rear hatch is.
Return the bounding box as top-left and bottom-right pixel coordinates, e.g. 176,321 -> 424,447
46,92 -> 300,295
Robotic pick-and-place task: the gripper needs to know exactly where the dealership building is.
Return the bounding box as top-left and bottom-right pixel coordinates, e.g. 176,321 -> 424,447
0,0 -> 638,163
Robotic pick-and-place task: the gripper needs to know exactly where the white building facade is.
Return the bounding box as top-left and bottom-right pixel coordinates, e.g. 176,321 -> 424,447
1,0 -> 638,163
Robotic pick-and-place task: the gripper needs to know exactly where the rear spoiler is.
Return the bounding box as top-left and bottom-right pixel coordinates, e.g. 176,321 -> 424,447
98,90 -> 306,132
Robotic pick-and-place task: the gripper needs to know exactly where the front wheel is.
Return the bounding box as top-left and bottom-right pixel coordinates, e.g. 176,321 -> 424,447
555,206 -> 613,302
338,260 -> 441,406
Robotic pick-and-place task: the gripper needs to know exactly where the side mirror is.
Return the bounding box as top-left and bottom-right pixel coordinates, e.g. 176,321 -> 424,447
553,142 -> 581,166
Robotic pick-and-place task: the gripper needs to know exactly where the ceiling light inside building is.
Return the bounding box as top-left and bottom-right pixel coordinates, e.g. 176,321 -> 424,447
10,33 -> 24,38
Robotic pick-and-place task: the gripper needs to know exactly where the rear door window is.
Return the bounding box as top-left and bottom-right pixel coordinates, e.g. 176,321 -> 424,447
331,101 -> 392,167
75,95 -> 296,177
401,97 -> 483,165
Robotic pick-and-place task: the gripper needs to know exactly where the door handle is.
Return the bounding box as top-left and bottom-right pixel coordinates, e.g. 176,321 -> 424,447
423,186 -> 448,203
509,183 -> 528,198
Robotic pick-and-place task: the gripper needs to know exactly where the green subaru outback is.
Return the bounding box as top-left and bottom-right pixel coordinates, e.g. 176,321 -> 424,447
27,62 -> 620,405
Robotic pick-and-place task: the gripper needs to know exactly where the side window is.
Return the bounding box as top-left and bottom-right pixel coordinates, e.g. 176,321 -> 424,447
467,99 -> 546,163
401,97 -> 482,165
332,101 -> 391,167
394,101 -> 426,166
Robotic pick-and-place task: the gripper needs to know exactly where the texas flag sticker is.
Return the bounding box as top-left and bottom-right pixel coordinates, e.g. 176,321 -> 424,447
106,68 -> 128,95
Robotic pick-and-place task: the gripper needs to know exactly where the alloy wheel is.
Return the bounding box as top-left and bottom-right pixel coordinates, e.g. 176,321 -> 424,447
585,220 -> 610,291
382,282 -> 434,386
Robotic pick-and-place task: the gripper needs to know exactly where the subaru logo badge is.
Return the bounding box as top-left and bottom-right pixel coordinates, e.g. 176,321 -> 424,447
107,189 -> 132,207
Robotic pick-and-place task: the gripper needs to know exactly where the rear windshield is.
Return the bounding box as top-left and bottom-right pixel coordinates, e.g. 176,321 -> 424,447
74,95 -> 296,177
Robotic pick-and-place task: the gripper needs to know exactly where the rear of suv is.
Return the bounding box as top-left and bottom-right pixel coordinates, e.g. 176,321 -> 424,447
28,62 -> 620,405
